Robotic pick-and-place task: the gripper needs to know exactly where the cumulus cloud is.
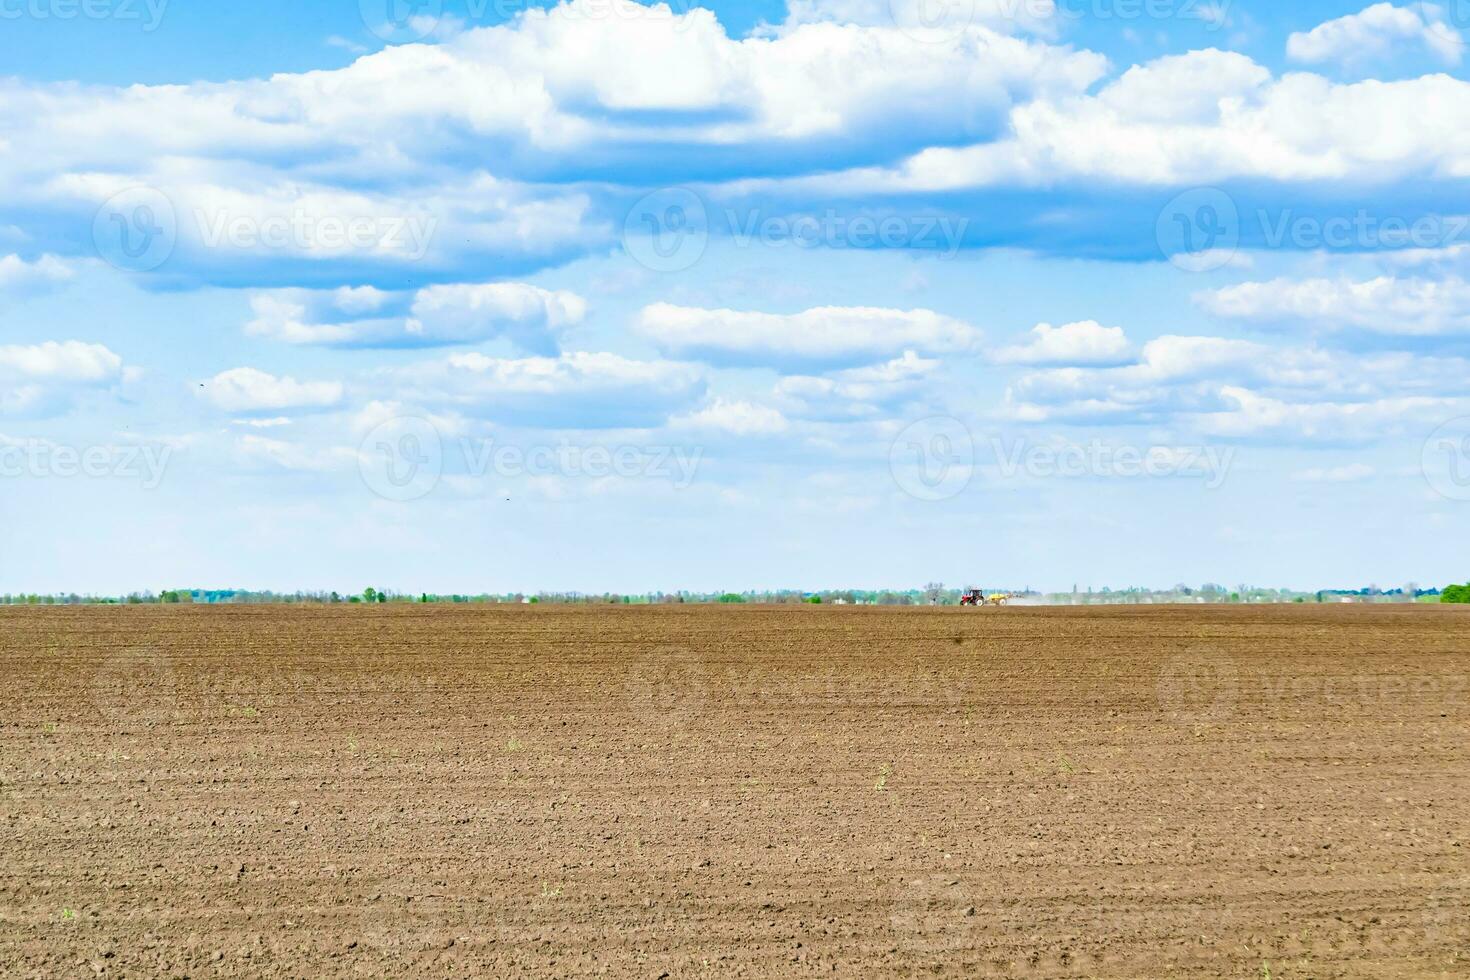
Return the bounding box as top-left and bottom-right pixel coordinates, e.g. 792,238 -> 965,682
0,340 -> 128,417
1195,386 -> 1456,440
1001,332 -> 1470,440
0,254 -> 74,297
672,397 -> 792,435
772,0 -> 1059,37
1286,3 -> 1462,67
774,350 -> 939,419
4,2 -> 1466,287
0,340 -> 123,384
232,434 -> 356,472
789,48 -> 1470,194
992,320 -> 1133,366
0,0 -> 1108,285
1198,275 -> 1470,335
246,282 -> 587,352
384,351 -> 706,428
199,367 -> 345,414
636,303 -> 982,369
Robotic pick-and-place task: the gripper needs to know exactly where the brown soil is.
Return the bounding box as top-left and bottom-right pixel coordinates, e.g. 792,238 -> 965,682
1,603 -> 1467,978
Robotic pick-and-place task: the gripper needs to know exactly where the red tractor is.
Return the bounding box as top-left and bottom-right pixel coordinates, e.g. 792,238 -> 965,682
959,588 -> 985,606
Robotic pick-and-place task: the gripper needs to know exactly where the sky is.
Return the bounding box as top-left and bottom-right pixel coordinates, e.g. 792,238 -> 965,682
4,0 -> 1470,595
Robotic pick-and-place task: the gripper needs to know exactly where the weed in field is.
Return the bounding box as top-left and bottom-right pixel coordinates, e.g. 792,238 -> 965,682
875,762 -> 892,791
540,881 -> 563,899
1056,755 -> 1076,775
507,737 -> 524,752
60,908 -> 76,922
889,875 -> 975,953
43,722 -> 58,734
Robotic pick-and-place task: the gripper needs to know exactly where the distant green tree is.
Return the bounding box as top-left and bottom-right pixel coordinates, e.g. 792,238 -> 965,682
719,593 -> 746,604
1442,584 -> 1470,603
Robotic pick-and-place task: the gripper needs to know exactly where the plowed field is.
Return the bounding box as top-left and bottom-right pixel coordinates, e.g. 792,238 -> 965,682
1,604 -> 1467,978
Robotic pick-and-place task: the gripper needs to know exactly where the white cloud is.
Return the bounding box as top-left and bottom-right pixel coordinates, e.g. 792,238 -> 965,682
636,303 -> 982,369
1292,462 -> 1376,482
346,399 -> 470,443
0,0 -> 1105,281
386,351 -> 706,428
233,434 -> 355,472
1001,331 -> 1470,440
774,350 -> 939,419
672,397 -> 791,435
200,367 -> 345,414
246,282 -> 587,352
0,340 -> 128,418
791,48 -> 1470,193
1286,3 -> 1462,67
0,340 -> 123,383
1198,275 -> 1470,335
773,0 -> 1059,37
992,320 -> 1132,366
0,254 -> 74,297
325,35 -> 369,56
1196,386 -> 1455,440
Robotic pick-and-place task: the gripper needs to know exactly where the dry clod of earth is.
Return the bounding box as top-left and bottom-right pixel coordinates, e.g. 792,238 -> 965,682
1,603 -> 1468,977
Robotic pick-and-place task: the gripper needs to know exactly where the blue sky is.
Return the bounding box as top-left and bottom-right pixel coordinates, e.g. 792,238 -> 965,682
4,0 -> 1470,594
